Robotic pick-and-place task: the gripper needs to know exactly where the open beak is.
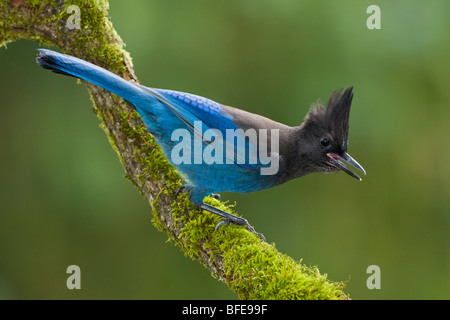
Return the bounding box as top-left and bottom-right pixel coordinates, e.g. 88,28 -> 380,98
327,152 -> 366,181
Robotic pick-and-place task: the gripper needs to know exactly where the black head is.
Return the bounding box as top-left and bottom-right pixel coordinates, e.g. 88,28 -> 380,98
297,87 -> 365,180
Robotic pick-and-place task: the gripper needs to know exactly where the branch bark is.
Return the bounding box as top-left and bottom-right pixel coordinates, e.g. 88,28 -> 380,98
0,0 -> 349,299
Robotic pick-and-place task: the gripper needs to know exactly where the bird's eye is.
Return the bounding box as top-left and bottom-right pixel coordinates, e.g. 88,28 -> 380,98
320,137 -> 330,147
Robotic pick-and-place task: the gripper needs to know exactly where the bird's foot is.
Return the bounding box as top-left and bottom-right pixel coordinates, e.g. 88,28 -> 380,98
215,217 -> 266,242
199,203 -> 266,242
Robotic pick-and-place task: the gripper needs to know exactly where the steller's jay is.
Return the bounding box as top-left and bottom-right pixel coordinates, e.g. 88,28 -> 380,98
36,49 -> 365,240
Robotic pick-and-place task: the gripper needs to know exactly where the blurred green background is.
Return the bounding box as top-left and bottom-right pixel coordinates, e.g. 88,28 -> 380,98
0,0 -> 449,299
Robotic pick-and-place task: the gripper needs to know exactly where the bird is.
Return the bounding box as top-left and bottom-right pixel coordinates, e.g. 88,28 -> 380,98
36,49 -> 365,240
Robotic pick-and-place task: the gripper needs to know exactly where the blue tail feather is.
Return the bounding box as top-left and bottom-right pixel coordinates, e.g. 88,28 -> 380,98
36,49 -> 147,106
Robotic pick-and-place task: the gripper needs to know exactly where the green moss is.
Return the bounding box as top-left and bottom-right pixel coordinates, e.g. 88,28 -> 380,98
115,108 -> 188,235
25,0 -> 44,8
221,243 -> 347,300
117,108 -> 176,183
150,188 -> 166,232
165,190 -> 348,299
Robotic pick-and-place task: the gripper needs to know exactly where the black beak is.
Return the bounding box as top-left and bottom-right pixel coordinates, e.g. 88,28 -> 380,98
327,152 -> 366,181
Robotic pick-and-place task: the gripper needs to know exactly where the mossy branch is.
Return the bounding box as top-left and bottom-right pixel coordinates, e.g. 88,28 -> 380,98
0,0 -> 349,299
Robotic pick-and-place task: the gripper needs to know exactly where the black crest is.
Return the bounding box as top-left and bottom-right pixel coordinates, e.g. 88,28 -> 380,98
303,87 -> 354,151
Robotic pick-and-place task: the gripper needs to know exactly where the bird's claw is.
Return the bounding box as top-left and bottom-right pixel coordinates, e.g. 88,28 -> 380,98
210,193 -> 221,200
175,185 -> 185,198
215,218 -> 266,242
214,219 -> 230,230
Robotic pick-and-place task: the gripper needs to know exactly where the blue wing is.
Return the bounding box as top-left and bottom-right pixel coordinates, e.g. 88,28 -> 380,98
137,86 -> 260,170
154,88 -> 237,134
